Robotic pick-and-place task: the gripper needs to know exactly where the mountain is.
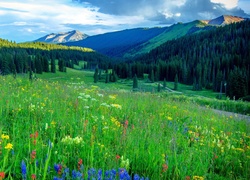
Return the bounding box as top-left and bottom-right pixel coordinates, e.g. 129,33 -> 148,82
34,30 -> 88,43
64,27 -> 168,57
63,20 -> 213,58
207,15 -> 245,25
62,15 -> 246,58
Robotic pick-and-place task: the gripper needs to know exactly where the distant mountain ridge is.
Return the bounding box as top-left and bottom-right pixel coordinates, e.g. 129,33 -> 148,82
64,15 -> 246,58
34,15 -> 246,58
34,30 -> 88,43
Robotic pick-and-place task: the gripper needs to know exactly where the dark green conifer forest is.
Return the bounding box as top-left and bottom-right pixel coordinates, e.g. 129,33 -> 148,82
113,20 -> 250,99
0,40 -> 111,75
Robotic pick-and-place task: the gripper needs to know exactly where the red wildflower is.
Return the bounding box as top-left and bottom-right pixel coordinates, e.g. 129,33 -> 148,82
78,159 -> 83,170
0,172 -> 5,180
31,150 -> 36,160
185,176 -> 191,180
34,131 -> 38,138
33,139 -> 37,145
213,153 -> 218,160
30,132 -> 39,139
162,164 -> 168,172
116,155 -> 121,160
31,174 -> 36,180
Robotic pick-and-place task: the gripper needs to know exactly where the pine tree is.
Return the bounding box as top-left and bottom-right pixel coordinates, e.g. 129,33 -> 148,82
105,71 -> 109,83
29,67 -> 33,81
35,56 -> 42,74
133,74 -> 138,89
227,68 -> 248,100
94,67 -> 99,83
43,57 -> 49,72
149,69 -> 154,82
58,59 -> 65,72
51,59 -> 56,73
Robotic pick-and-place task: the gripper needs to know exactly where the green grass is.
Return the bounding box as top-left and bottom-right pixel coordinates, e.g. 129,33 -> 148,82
36,68 -> 250,115
0,74 -> 249,179
124,21 -> 207,58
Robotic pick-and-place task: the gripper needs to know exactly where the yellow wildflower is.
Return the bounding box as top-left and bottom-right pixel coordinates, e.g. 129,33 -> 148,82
1,134 -> 9,140
167,116 -> 173,121
5,143 -> 13,150
109,95 -> 117,99
51,121 -> 56,126
193,176 -> 204,180
234,148 -> 244,152
111,104 -> 122,109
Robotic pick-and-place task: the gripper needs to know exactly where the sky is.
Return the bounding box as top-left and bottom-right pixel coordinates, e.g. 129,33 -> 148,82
0,0 -> 249,42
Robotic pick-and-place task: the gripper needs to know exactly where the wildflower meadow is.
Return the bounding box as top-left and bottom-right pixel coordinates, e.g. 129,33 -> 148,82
0,75 -> 249,180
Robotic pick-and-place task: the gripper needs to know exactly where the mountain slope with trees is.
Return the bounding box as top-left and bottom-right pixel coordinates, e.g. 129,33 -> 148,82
113,20 -> 250,100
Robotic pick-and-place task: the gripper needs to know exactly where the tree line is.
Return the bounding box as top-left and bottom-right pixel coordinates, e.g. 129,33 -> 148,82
0,39 -> 112,76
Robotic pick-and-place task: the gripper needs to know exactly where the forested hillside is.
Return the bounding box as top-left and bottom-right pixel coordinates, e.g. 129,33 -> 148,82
113,20 -> 250,99
0,39 -> 111,75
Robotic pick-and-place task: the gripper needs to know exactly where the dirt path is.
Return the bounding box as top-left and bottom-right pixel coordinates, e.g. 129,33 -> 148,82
201,107 -> 250,123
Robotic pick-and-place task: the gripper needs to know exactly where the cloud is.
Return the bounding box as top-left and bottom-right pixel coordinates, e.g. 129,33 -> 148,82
0,0 -> 249,42
75,0 -> 249,24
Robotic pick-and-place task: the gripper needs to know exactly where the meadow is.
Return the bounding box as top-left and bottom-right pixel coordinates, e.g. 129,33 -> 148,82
0,73 -> 249,180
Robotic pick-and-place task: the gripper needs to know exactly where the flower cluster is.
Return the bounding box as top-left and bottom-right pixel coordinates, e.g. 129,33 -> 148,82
1,134 -> 13,150
61,136 -> 83,145
30,131 -> 39,145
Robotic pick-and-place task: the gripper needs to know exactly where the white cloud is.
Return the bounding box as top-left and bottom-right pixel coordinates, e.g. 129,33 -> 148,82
0,0 -> 249,42
211,0 -> 238,9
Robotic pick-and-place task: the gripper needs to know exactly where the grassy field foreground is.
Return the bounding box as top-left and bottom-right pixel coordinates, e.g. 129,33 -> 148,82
0,76 -> 249,180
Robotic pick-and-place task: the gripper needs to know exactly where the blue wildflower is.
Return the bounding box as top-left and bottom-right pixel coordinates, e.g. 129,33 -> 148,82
36,160 -> 39,167
53,177 -> 62,180
134,174 -> 140,180
62,168 -> 69,179
104,170 -> 110,178
88,168 -> 96,179
111,169 -> 116,178
54,164 -> 62,174
72,170 -> 77,179
21,160 -> 27,179
72,170 -> 82,179
98,169 -> 102,180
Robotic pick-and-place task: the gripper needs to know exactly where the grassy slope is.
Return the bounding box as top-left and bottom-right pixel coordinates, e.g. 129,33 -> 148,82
124,21 -> 210,58
34,67 -> 250,115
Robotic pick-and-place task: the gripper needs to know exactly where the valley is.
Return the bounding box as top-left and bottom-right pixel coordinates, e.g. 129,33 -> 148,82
0,14 -> 249,180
